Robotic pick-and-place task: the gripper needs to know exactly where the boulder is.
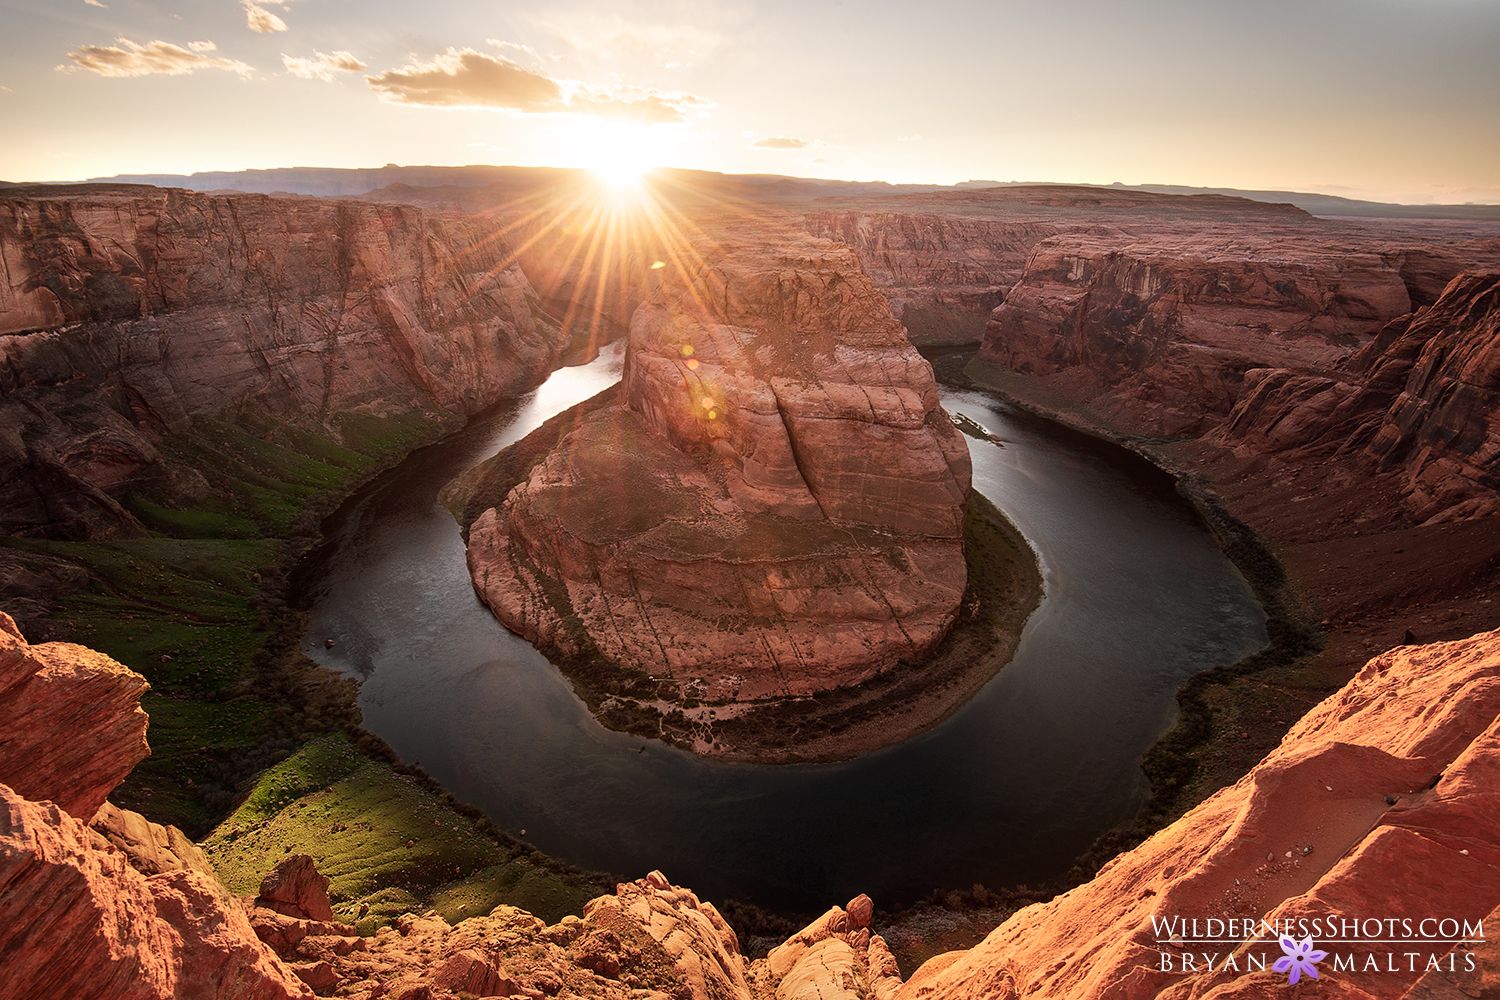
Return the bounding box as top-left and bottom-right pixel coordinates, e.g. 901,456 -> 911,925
256,854 -> 335,922
91,801 -> 215,879
0,611 -> 149,819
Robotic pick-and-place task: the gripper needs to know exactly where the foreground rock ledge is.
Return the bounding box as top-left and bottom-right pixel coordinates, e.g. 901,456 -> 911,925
466,226 -> 972,703
896,627 -> 1500,1000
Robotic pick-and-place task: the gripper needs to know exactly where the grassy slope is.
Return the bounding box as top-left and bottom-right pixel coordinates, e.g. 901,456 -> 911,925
11,405 -> 612,928
202,734 -> 604,928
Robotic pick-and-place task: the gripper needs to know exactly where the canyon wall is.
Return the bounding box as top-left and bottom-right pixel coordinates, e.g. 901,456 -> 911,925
973,221 -> 1500,439
0,185 -> 564,539
466,223 -> 972,703
1213,271 -> 1500,523
979,232 -> 1422,435
798,211 -> 1061,345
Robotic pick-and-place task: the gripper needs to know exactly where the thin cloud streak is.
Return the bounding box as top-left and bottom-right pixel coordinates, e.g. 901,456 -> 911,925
750,136 -> 810,149
64,38 -> 253,77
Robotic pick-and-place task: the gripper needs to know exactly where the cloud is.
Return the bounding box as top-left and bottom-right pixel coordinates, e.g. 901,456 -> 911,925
366,48 -> 711,122
64,38 -> 253,77
750,135 -> 810,149
897,134 -> 922,142
368,50 -> 561,109
84,0 -> 107,7
283,50 -> 366,81
488,39 -> 537,56
243,1 -> 287,33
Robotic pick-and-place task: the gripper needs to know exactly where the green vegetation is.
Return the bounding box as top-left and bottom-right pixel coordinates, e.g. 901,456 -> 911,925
203,734 -> 609,930
12,403 -> 615,925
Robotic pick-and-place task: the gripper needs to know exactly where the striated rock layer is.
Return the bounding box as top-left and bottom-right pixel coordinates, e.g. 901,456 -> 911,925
467,225 -> 971,701
892,627 -> 1500,1000
980,232 -> 1418,435
799,211 -> 1061,345
0,185 -> 563,539
1213,271 -> 1500,523
0,615 -> 311,1000
0,610 -> 149,819
0,783 -> 313,1000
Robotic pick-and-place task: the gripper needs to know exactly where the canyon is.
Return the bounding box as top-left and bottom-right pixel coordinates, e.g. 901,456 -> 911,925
0,185 -> 564,541
457,222 -> 976,713
2,170 -> 1499,998
6,604 -> 1500,998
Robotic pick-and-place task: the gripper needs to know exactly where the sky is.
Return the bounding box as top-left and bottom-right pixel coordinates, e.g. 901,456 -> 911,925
2,0 -> 1498,204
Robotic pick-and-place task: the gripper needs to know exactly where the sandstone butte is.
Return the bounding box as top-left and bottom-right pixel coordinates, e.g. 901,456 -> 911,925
6,608 -> 1500,999
0,185 -> 565,540
465,224 -> 973,702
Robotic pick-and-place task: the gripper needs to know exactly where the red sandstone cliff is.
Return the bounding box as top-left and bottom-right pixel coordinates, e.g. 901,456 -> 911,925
1213,271 -> 1500,524
0,185 -> 564,539
466,223 -> 971,702
798,211 -> 1060,345
979,233 -> 1421,435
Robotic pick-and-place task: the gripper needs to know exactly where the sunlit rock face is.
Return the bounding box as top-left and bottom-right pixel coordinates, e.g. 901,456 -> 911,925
1213,271 -> 1500,523
0,611 -> 148,820
890,627 -> 1500,1000
0,612 -> 312,1000
467,226 -> 971,701
0,185 -> 562,539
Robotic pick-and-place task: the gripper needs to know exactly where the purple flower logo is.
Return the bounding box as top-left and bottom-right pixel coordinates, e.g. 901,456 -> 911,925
1272,935 -> 1328,985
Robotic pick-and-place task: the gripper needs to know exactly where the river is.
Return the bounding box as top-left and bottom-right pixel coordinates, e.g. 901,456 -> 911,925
299,342 -> 1266,912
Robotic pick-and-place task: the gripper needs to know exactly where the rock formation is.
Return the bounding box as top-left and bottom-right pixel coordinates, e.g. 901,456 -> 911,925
980,232 -> 1418,435
890,627 -> 1500,1000
799,212 -> 1058,345
0,784 -> 315,1000
256,854 -> 337,923
92,801 -> 217,880
0,185 -> 563,538
1214,271 -> 1500,523
237,866 -> 905,1000
466,225 -> 971,701
0,612 -> 314,999
799,188 -> 1500,370
0,611 -> 149,819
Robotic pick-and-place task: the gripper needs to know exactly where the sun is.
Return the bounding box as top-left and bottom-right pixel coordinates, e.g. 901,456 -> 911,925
594,159 -> 646,192
565,119 -> 661,193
